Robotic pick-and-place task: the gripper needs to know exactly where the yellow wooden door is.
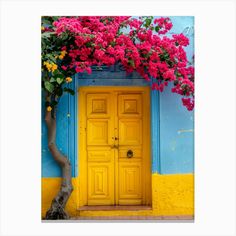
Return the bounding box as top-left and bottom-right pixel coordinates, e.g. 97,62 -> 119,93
118,94 -> 143,205
79,87 -> 151,206
86,93 -> 115,205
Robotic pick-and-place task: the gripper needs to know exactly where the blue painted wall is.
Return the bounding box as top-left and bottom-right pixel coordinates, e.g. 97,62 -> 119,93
42,90 -> 68,177
159,16 -> 194,174
41,16 -> 194,177
159,84 -> 194,174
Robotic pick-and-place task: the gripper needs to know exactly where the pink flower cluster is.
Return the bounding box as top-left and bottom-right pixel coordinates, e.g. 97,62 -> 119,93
154,17 -> 173,34
53,16 -> 194,110
182,98 -> 194,111
172,33 -> 189,46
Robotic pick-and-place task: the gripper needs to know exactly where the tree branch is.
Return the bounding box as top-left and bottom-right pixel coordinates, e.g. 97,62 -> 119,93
44,94 -> 73,219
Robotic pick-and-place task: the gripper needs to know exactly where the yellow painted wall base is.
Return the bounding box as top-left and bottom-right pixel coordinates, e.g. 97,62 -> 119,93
41,178 -> 78,218
152,173 -> 194,216
41,173 -> 194,218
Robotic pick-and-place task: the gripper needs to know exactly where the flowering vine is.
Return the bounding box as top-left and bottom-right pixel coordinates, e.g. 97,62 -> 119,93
42,16 -> 194,111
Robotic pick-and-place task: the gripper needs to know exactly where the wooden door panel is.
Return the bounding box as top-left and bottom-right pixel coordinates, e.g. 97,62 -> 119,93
88,161 -> 114,205
87,149 -> 112,162
87,119 -> 111,146
118,147 -> 142,159
118,94 -> 142,117
119,119 -> 142,146
118,161 -> 142,205
87,93 -> 111,118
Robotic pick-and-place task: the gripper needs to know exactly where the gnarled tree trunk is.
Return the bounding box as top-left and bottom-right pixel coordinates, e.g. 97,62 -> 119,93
44,99 -> 73,220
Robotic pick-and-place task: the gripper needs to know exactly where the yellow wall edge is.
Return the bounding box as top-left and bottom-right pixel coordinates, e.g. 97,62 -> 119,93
41,173 -> 194,218
41,177 -> 78,218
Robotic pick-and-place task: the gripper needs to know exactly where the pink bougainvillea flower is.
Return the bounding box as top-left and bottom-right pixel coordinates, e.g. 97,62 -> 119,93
172,33 -> 189,46
61,65 -> 67,71
50,16 -> 194,110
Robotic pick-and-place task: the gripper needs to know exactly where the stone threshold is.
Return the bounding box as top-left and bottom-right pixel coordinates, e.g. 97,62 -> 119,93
71,215 -> 194,220
78,205 -> 152,211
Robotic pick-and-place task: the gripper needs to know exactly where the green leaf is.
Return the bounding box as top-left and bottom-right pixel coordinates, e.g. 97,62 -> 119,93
46,54 -> 56,63
145,18 -> 152,28
61,32 -> 68,41
52,16 -> 59,22
50,77 -> 56,82
52,70 -> 63,77
41,32 -> 55,38
111,41 -> 116,47
175,72 -> 182,77
52,70 -> 58,76
44,81 -> 54,93
41,19 -> 52,25
155,26 -> 160,32
55,87 -> 63,97
128,59 -> 135,68
64,87 -> 75,95
86,41 -> 93,47
56,77 -> 64,84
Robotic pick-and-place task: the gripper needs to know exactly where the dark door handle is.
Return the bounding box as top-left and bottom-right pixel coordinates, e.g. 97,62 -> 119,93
127,150 -> 133,158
